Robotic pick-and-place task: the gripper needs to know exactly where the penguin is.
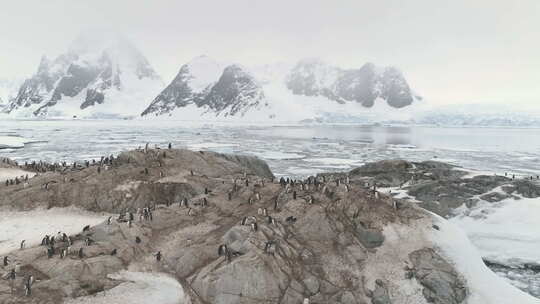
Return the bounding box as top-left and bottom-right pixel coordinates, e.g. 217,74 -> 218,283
204,188 -> 208,195
144,168 -> 149,175
190,170 -> 194,176
159,171 -> 164,178
97,166 -> 101,174
293,191 -> 297,200
274,198 -> 279,211
267,216 -> 275,225
78,248 -> 84,259
307,196 -> 313,204
26,275 -> 34,288
155,251 -> 162,262
85,238 -> 91,246
264,241 -> 276,255
251,222 -> 258,232
3,256 -> 8,266
241,217 -> 248,226
111,249 -> 117,256
255,193 -> 261,200
227,191 -> 232,201
135,236 -> 142,244
60,248 -> 66,259
47,247 -> 53,259
218,244 -> 228,256
128,220 -> 132,228
107,216 -> 112,225
82,225 -> 91,232
286,216 -> 297,224
248,197 -> 253,205
303,298 -> 310,304
262,208 -> 268,217
168,143 -> 172,149
245,179 -> 249,187
203,197 -> 208,207
20,240 -> 26,250
24,280 -> 32,296
62,233 -> 68,242
258,208 -> 263,215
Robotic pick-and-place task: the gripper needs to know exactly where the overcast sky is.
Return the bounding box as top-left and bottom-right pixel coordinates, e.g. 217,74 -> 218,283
1,0 -> 538,108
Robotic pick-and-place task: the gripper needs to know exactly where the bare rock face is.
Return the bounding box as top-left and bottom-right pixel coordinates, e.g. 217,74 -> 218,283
409,248 -> 467,304
0,149 -> 468,304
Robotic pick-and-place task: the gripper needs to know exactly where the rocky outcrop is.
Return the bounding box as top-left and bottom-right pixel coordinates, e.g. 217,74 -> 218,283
348,159 -> 540,217
0,149 -> 468,304
409,248 -> 467,304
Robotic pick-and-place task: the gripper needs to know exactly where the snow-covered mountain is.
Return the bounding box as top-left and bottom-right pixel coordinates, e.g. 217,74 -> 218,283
142,56 -> 266,117
286,58 -> 419,108
2,32 -> 163,119
141,56 -> 421,122
0,77 -> 23,110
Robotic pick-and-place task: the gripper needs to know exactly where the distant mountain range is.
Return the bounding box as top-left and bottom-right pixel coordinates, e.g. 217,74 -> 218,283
140,56 -> 421,121
0,33 -> 421,121
3,32 -> 536,126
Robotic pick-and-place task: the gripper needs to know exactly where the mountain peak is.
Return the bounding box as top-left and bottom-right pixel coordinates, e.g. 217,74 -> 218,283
4,32 -> 163,118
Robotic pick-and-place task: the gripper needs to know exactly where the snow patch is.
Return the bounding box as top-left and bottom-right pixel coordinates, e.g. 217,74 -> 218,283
0,207 -> 108,255
66,271 -> 188,304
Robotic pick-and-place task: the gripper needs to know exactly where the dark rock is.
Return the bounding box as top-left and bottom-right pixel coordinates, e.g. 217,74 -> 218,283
409,248 -> 467,304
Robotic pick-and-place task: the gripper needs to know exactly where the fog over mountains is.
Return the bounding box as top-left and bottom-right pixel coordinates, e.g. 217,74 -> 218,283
2,33 -> 163,119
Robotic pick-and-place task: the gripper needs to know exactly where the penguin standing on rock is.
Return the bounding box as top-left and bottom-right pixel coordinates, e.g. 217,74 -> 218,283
218,244 -> 228,257
3,256 -> 9,266
20,240 -> 26,250
154,251 -> 162,262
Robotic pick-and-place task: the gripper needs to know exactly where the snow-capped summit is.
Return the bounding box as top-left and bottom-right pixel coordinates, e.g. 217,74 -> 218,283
204,64 -> 266,117
142,57 -> 266,118
3,32 -> 163,118
286,59 -> 419,108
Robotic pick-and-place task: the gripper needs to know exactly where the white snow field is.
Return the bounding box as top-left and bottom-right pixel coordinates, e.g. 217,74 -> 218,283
431,213 -> 540,304
66,271 -> 187,304
0,207 -> 109,255
450,195 -> 540,268
0,168 -> 34,181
